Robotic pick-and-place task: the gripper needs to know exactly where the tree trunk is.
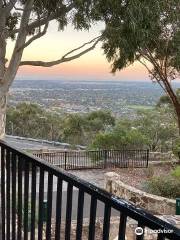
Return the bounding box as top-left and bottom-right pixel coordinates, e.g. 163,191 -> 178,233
162,78 -> 180,135
174,103 -> 180,136
0,92 -> 7,139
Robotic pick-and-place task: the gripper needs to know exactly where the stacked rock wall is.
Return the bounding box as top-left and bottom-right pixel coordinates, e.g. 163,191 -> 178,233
105,172 -> 176,215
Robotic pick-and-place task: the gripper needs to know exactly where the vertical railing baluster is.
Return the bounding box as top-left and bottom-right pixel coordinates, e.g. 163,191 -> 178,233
76,151 -> 78,169
147,149 -> 149,168
24,160 -> 30,240
65,152 -> 67,170
102,204 -> 111,240
74,152 -> 76,169
88,196 -> 97,240
56,152 -> 58,167
17,157 -> 23,240
77,151 -> 79,169
38,169 -> 44,240
120,150 -> 122,167
116,150 -> 119,167
93,151 -> 95,168
72,152 -> 74,169
91,151 -> 93,169
71,152 -> 73,170
6,150 -> 11,240
86,151 -> 88,169
117,150 -> 119,167
118,213 -> 127,240
65,183 -> 73,240
86,151 -> 87,169
59,152 -> 61,167
104,150 -> 107,169
110,150 -> 112,168
73,152 -> 75,169
95,151 -> 97,168
76,189 -> 84,240
31,163 -> 37,240
1,146 -> 5,240
46,173 -> 53,240
68,152 -> 70,170
11,153 -> 17,240
70,152 -> 72,170
55,178 -> 63,240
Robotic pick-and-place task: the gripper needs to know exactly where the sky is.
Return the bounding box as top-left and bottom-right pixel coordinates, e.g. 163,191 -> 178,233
7,21 -> 149,81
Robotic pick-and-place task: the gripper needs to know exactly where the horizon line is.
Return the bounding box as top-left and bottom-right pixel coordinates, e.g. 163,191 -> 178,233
14,78 -> 180,84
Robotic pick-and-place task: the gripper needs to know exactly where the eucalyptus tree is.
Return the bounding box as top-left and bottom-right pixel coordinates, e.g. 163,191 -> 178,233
157,89 -> 180,108
134,109 -> 177,151
0,0 -> 102,138
98,0 -> 180,132
91,127 -> 148,150
62,114 -> 87,145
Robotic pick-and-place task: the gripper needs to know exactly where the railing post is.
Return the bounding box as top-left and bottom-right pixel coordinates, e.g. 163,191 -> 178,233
146,149 -> 149,168
65,151 -> 67,170
104,150 -> 108,169
176,198 -> 180,215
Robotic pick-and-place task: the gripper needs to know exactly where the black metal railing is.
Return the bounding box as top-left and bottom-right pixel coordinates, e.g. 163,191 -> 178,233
33,149 -> 149,170
0,141 -> 180,240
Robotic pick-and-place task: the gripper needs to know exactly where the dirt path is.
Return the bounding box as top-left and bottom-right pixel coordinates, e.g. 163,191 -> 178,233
69,164 -> 174,191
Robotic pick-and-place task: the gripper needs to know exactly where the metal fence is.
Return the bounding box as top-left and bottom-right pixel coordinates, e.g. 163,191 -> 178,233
33,149 -> 149,170
0,141 -> 179,240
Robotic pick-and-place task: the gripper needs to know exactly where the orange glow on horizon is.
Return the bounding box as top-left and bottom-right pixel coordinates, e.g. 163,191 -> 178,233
17,57 -> 148,81
7,22 -> 149,81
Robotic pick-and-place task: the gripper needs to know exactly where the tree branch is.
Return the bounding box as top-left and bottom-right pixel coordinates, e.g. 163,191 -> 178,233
17,21 -> 49,51
20,36 -> 102,67
137,58 -> 167,93
62,36 -> 101,59
10,3 -> 75,36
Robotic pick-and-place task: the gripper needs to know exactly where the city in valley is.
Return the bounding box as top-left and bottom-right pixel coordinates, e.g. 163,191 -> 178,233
9,79 -> 168,118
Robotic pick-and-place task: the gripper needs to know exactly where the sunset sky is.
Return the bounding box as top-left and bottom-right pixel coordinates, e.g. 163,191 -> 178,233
7,21 -> 149,81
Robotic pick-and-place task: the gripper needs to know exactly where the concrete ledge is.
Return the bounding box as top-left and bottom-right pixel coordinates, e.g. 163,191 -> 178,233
105,172 -> 176,215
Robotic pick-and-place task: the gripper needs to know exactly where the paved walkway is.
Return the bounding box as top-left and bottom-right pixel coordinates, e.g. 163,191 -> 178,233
19,169 -> 111,220
44,169 -> 110,219
68,169 -> 108,188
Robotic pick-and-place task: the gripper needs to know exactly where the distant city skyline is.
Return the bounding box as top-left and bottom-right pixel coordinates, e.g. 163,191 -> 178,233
7,21 -> 154,82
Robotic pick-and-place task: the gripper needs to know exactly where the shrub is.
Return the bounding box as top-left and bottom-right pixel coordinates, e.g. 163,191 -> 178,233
172,138 -> 180,159
171,166 -> 180,180
144,176 -> 180,199
145,165 -> 154,178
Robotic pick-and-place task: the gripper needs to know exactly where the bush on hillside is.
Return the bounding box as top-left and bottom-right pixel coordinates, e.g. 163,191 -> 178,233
172,138 -> 180,159
171,166 -> 180,180
144,175 -> 180,199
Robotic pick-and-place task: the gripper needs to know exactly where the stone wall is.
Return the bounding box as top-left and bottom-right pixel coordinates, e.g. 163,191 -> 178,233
149,151 -> 175,161
105,172 -> 176,215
